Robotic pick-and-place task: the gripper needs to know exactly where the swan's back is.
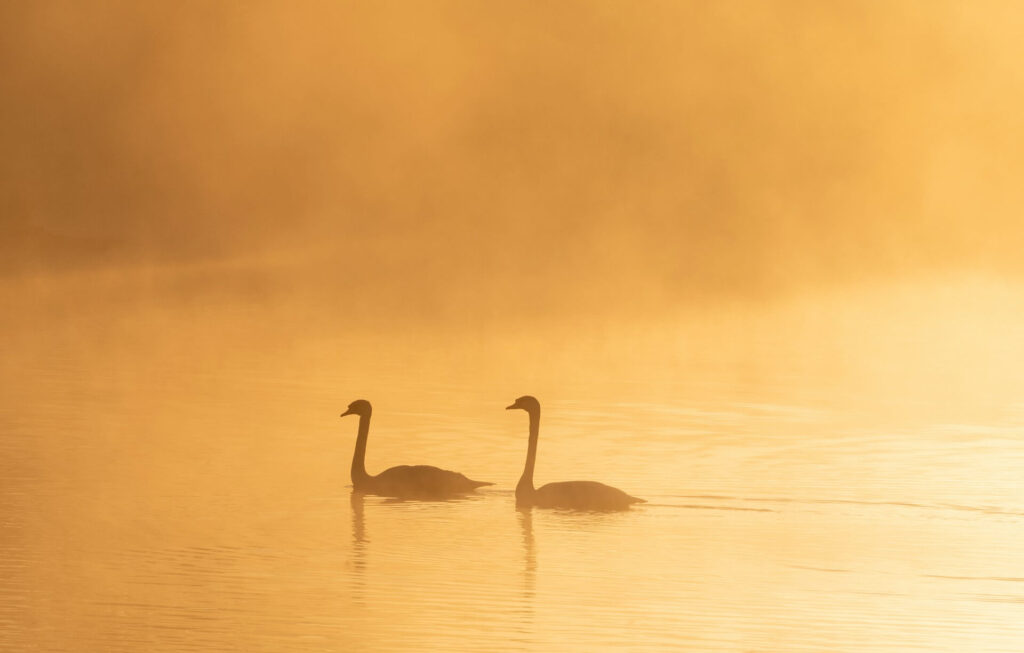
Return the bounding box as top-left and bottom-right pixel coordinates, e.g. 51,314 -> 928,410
532,480 -> 645,511
365,464 -> 493,499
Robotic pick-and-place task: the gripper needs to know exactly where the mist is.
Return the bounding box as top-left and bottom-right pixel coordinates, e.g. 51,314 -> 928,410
3,1 -> 1024,324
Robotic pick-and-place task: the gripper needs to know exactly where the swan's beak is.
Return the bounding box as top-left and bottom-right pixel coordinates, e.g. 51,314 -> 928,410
340,408 -> 354,417
505,403 -> 517,410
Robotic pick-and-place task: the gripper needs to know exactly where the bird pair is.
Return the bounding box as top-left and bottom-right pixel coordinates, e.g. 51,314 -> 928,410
340,395 -> 645,510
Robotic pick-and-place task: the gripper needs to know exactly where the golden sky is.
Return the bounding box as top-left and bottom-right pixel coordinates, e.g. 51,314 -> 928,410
3,1 -> 1023,316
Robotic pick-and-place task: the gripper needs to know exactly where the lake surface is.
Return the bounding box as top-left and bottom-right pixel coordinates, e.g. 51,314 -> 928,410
3,273 -> 1024,651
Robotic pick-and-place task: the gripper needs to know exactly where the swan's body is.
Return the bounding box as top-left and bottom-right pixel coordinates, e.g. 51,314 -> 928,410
359,464 -> 488,497
341,399 -> 492,499
507,395 -> 644,511
529,479 -> 641,510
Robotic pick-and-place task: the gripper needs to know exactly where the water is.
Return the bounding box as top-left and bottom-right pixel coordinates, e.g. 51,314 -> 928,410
4,276 -> 1024,651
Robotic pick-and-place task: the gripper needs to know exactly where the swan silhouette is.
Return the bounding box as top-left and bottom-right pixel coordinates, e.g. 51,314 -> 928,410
341,399 -> 492,498
507,395 -> 644,510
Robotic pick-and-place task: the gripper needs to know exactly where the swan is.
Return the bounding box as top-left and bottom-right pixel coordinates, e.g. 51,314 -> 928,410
506,395 -> 644,510
341,399 -> 492,498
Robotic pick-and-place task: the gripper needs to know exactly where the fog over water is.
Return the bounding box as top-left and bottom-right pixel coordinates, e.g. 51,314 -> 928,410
4,2 -> 1024,301
4,3 -> 1024,651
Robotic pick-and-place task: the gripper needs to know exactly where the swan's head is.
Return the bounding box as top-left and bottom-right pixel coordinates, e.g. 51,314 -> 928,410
506,395 -> 540,413
340,399 -> 372,418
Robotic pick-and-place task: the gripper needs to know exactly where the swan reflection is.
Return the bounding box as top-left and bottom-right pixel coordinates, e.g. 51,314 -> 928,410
518,507 -> 536,582
516,506 -> 537,629
350,491 -> 367,603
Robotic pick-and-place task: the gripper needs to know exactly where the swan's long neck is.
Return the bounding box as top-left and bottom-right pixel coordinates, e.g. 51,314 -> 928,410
516,407 -> 540,498
351,410 -> 372,485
